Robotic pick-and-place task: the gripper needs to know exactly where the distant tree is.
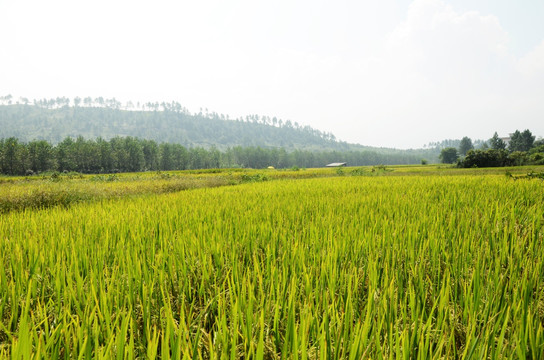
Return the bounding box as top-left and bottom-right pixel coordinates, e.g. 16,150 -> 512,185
489,132 -> 506,150
56,137 -> 77,172
459,136 -> 474,156
508,129 -> 534,152
1,137 -> 22,174
124,137 -> 144,172
111,137 -> 130,171
520,129 -> 535,151
96,137 -> 114,172
208,146 -> 221,168
141,139 -> 159,171
188,147 -> 208,169
159,143 -> 174,170
171,144 -> 188,170
508,130 -> 525,152
509,151 -> 528,166
27,140 -> 55,173
73,136 -> 95,172
459,149 -> 509,168
439,147 -> 458,164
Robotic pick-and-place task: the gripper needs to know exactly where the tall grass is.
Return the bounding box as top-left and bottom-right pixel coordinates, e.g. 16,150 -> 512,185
1,174 -> 543,358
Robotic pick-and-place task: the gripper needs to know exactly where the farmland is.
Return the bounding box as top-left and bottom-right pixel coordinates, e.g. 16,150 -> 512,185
1,166 -> 544,358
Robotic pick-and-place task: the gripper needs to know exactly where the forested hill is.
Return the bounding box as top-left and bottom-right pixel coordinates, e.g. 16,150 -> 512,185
0,103 -> 348,151
0,100 -> 440,162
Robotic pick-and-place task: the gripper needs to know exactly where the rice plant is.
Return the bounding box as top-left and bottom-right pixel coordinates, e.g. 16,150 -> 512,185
1,172 -> 543,358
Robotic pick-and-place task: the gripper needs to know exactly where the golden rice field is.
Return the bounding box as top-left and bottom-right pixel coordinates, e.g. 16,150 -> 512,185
1,166 -> 543,359
0,168 -> 336,214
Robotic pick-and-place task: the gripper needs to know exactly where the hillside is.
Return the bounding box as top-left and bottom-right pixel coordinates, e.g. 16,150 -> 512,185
0,103 -> 347,150
0,101 -> 439,162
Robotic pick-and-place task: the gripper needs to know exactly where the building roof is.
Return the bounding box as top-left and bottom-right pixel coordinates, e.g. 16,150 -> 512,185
325,162 -> 347,167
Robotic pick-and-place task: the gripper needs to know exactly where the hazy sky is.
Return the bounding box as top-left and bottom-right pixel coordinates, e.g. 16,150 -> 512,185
1,0 -> 543,148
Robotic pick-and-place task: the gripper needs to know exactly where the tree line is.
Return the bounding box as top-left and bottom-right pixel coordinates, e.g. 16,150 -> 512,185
0,136 -> 429,176
439,129 -> 544,167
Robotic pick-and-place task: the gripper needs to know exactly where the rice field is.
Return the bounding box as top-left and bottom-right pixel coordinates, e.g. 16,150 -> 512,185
1,168 -> 543,358
0,168 -> 334,214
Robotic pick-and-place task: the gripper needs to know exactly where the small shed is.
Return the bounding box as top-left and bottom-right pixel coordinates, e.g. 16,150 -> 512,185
325,162 -> 347,167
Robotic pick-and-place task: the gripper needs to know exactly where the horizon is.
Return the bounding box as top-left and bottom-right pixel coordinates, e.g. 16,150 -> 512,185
1,0 -> 543,149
